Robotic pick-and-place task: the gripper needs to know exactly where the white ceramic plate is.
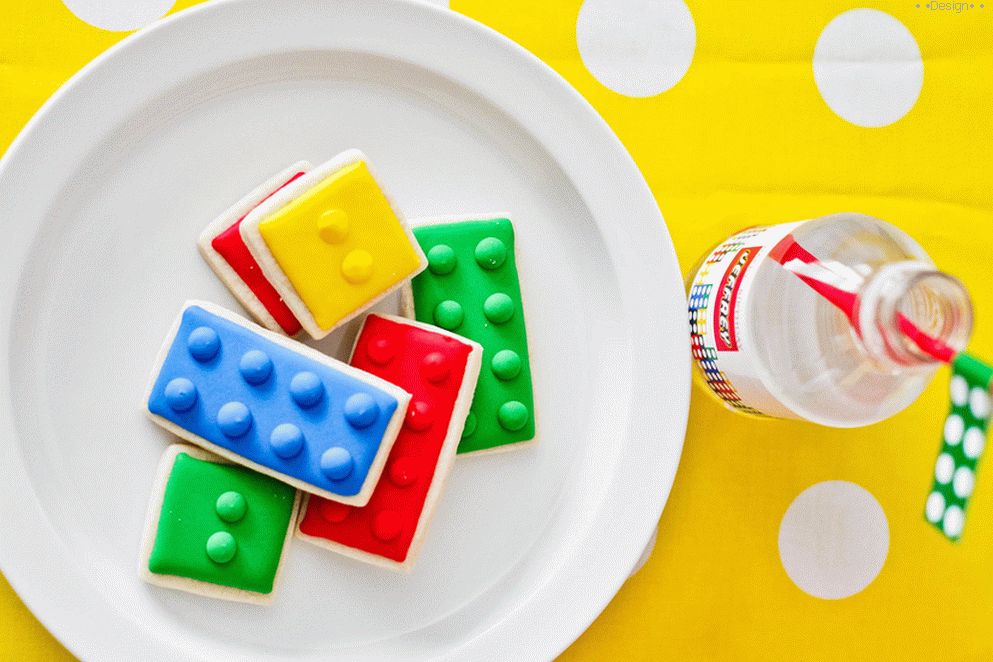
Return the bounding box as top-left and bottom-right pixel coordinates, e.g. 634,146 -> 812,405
0,1 -> 688,659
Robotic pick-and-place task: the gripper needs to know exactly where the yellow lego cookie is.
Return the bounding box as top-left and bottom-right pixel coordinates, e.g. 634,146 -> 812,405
240,150 -> 427,339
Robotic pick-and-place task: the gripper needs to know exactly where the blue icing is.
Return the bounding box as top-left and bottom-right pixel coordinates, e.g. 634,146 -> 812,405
320,446 -> 354,480
148,305 -> 399,496
164,377 -> 197,412
217,401 -> 253,438
188,326 -> 220,362
239,350 -> 273,385
289,371 -> 324,408
269,423 -> 304,459
344,392 -> 379,429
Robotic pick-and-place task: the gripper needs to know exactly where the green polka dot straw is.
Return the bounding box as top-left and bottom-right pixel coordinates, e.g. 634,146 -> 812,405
925,354 -> 993,541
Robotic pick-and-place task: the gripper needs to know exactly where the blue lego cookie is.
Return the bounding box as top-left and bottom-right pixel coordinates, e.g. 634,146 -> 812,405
145,301 -> 411,506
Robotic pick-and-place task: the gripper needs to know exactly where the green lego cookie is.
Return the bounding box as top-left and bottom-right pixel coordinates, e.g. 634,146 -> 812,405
408,217 -> 535,454
141,445 -> 298,602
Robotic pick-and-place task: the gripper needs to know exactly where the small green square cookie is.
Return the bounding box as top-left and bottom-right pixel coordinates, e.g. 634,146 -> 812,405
403,216 -> 535,454
140,445 -> 299,604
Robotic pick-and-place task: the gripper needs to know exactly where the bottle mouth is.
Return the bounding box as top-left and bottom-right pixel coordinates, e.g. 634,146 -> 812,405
856,262 -> 973,368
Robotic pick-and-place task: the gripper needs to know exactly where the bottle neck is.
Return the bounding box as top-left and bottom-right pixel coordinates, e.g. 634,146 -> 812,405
855,261 -> 973,369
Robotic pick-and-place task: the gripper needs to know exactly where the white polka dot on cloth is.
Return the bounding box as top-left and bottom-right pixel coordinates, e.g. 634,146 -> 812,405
576,0 -> 696,98
964,427 -> 985,459
943,505 -> 965,539
935,453 -> 954,484
778,481 -> 889,600
61,0 -> 175,31
812,9 -> 923,128
925,491 -> 946,523
945,414 -> 965,446
970,387 -> 991,419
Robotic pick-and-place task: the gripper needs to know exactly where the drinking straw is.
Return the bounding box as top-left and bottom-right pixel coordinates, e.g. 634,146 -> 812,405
770,235 -> 956,363
769,233 -> 988,541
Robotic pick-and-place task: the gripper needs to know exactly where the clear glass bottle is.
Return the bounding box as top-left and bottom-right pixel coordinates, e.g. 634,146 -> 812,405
688,213 -> 973,427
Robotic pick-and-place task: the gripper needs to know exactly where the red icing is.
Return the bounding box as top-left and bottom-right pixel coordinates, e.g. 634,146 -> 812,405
298,315 -> 473,563
210,172 -> 305,335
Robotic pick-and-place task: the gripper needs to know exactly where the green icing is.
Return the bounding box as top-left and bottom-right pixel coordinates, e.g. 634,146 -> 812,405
474,236 -> 507,270
497,401 -> 530,431
206,531 -> 238,563
427,244 -> 457,275
215,491 -> 247,523
461,411 -> 477,439
483,293 -> 515,324
411,218 -> 535,452
434,300 -> 464,330
491,349 -> 522,381
148,452 -> 295,593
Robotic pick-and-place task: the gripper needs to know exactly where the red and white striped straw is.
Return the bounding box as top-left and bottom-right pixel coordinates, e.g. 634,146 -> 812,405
770,235 -> 956,364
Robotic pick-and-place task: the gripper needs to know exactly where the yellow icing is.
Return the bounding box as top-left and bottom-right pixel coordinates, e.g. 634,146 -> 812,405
341,249 -> 374,284
317,209 -> 350,244
258,162 -> 422,330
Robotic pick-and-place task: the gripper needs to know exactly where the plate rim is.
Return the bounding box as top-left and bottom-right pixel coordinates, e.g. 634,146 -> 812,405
0,0 -> 690,659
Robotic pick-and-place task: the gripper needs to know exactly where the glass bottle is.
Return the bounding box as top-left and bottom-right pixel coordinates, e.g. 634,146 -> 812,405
688,213 -> 973,426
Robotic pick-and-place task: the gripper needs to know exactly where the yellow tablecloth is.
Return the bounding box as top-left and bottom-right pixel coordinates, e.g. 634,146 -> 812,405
2,1 -> 992,659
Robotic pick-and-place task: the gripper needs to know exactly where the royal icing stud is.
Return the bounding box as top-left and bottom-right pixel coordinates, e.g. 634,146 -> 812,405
402,216 -> 536,454
239,150 -> 427,340
145,300 -> 411,506
139,445 -> 299,604
297,314 -> 481,570
198,163 -> 310,335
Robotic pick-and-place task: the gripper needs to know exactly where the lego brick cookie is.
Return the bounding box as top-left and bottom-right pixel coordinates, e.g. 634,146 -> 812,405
239,150 -> 427,339
401,215 -> 535,455
297,314 -> 481,570
145,300 -> 410,506
198,162 -> 310,336
139,444 -> 300,605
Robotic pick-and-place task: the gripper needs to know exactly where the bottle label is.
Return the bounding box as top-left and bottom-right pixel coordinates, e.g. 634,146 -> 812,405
689,222 -> 807,418
713,246 -> 758,352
